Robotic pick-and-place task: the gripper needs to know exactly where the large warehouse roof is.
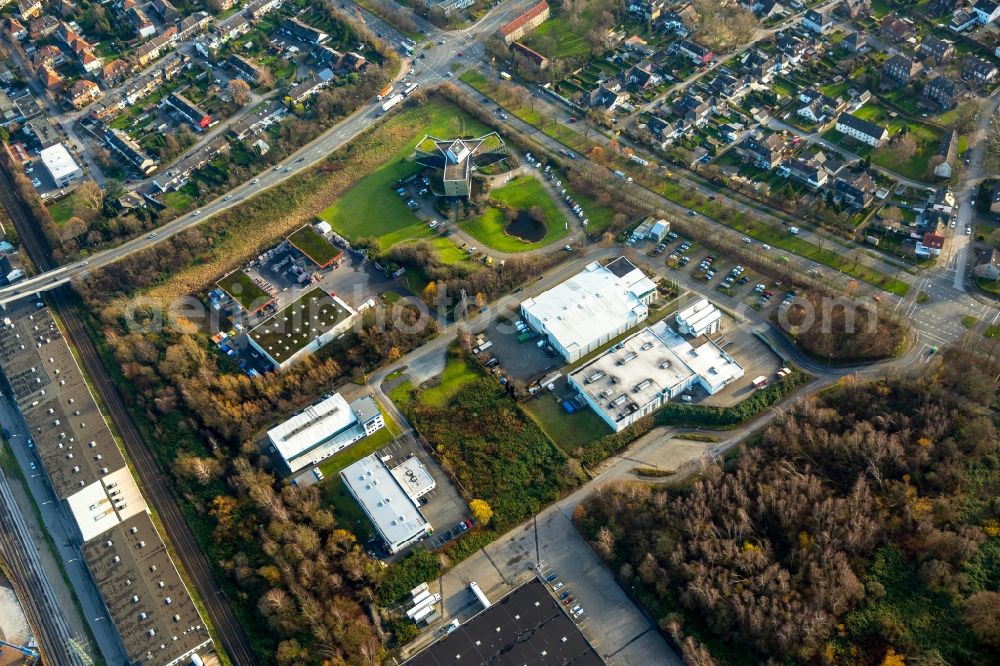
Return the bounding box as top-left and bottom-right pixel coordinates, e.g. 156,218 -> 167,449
520,258 -> 656,358
81,512 -> 211,666
267,392 -> 358,463
405,578 -> 603,666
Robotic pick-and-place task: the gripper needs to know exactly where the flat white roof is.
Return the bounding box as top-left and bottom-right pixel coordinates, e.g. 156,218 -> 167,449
342,454 -> 430,548
570,326 -> 696,420
677,298 -> 722,334
652,320 -> 744,391
390,457 -> 435,501
65,468 -> 147,543
267,393 -> 357,464
39,143 -> 81,181
521,258 -> 657,357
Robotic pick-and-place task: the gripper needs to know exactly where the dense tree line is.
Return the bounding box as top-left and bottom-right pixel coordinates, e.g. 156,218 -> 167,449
778,289 -> 907,361
577,348 -> 1000,664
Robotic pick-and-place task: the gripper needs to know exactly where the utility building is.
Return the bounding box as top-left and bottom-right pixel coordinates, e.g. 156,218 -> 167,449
520,257 -> 658,362
267,393 -> 384,474
341,454 -> 432,554
39,143 -> 83,187
675,298 -> 722,337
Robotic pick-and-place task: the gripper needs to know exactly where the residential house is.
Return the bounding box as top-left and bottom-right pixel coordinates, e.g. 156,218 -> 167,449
587,83 -> 628,111
627,0 -> 664,22
753,0 -> 785,20
797,88 -> 845,122
246,0 -> 284,19
963,55 -> 998,85
883,54 -> 923,84
835,112 -> 889,147
227,54 -> 266,85
674,39 -> 714,65
918,35 -> 956,63
739,132 -> 789,170
106,127 -> 158,174
803,8 -> 832,32
742,49 -> 779,83
128,6 -> 156,39
705,69 -> 751,98
109,192 -> 148,216
880,13 -> 916,42
11,91 -> 43,123
776,32 -> 808,62
25,118 -> 59,148
833,171 -> 876,207
950,9 -> 979,31
974,0 -> 1000,23
68,79 -> 102,109
56,23 -> 103,73
660,9 -> 690,35
0,91 -> 19,127
135,27 -> 178,66
623,35 -> 655,57
152,0 -> 180,23
917,232 -> 945,256
37,65 -> 62,91
228,99 -> 285,141
341,52 -> 366,72
5,17 -> 27,40
498,0 -> 549,44
844,30 -> 869,52
778,151 -> 832,189
673,93 -> 715,126
166,92 -> 212,130
101,59 -> 131,86
280,17 -> 329,45
929,0 -> 961,15
151,137 -> 228,192
626,62 -> 660,89
975,248 -> 1000,280
837,0 -> 870,19
17,0 -> 41,21
924,75 -> 961,109
288,68 -> 335,104
934,129 -> 958,178
28,15 -> 58,40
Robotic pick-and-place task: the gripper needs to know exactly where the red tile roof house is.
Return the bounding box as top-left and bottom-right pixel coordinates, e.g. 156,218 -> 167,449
498,0 -> 550,45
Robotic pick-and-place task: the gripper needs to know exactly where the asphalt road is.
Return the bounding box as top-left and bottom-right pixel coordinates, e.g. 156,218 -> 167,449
0,0 -> 534,307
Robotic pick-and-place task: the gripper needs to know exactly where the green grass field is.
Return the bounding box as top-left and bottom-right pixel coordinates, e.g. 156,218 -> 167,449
317,102 -> 492,250
461,177 -> 568,252
163,190 -> 196,212
522,393 -> 611,455
522,18 -> 590,59
418,353 -> 480,407
47,198 -> 75,226
422,237 -> 477,265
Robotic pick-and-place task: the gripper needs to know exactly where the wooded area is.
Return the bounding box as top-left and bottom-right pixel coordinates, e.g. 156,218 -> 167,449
577,346 -> 1000,665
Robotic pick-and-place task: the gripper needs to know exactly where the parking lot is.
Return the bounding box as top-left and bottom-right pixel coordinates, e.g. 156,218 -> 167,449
475,314 -> 561,383
377,436 -> 470,552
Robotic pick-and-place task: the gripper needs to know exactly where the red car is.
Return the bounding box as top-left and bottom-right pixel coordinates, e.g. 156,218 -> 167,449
457,51 -> 464,56
569,116 -> 577,122
563,596 -> 575,606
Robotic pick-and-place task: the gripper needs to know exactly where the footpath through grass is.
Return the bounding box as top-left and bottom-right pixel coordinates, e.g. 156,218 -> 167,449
317,102 -> 492,250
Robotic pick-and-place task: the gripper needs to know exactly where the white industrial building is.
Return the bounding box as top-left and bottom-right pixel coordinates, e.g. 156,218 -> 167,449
267,393 -> 384,474
675,298 -> 722,337
569,320 -> 744,432
341,454 -> 432,554
520,257 -> 658,362
39,143 -> 83,188
390,456 -> 436,501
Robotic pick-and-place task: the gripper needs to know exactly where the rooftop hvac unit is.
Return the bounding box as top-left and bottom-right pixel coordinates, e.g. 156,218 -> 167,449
660,360 -> 672,369
634,379 -> 652,392
586,370 -> 605,384
640,341 -> 654,351
610,394 -> 628,407
618,352 -> 637,365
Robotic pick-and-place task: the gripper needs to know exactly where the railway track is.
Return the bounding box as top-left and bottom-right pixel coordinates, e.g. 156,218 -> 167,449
0,168 -> 258,665
0,471 -> 82,666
